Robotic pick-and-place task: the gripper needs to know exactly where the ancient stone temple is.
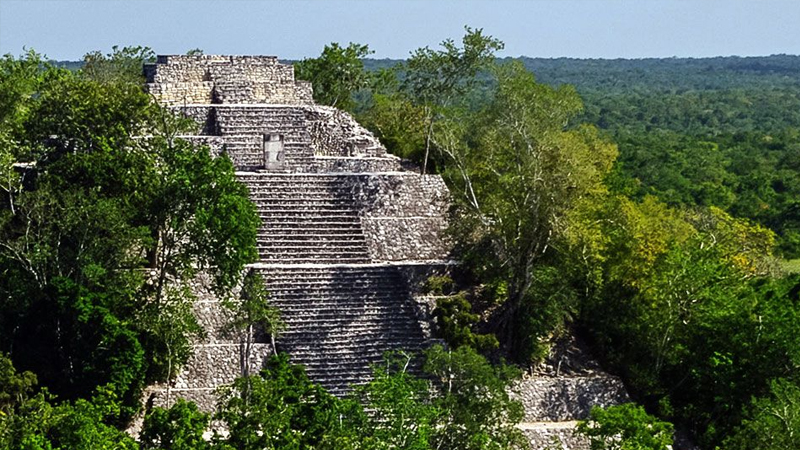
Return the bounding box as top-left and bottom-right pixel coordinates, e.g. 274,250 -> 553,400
141,55 -> 629,449
143,55 -> 452,409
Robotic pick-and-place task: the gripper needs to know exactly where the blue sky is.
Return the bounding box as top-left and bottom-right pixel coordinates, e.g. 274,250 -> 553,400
1,0 -> 799,61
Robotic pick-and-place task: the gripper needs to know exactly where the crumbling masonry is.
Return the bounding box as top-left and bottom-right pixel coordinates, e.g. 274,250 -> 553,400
143,55 -> 628,450
144,55 -> 451,407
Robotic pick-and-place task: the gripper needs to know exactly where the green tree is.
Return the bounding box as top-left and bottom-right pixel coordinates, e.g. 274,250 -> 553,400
225,270 -> 284,370
424,345 -> 527,450
139,399 -> 211,450
576,404 -> 674,450
575,194 -> 800,446
222,270 -> 285,407
358,92 -> 427,160
724,379 -> 800,450
0,353 -> 37,415
357,351 -> 438,450
442,61 -> 617,356
0,51 -> 258,419
294,42 -> 372,112
402,26 -> 503,173
0,378 -> 139,450
214,353 -> 341,450
81,45 -> 155,84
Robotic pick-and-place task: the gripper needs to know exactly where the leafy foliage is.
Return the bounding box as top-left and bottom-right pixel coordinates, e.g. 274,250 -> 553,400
576,404 -> 674,450
0,50 -> 258,421
294,42 -> 373,112
0,360 -> 139,450
140,399 -> 211,450
439,61 -> 616,360
724,379 -> 800,450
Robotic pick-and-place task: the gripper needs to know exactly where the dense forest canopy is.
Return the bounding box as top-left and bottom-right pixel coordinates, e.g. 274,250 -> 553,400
1,37 -> 800,449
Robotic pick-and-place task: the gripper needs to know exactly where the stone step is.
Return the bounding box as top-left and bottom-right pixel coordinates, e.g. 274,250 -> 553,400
259,226 -> 363,233
251,197 -> 356,204
258,257 -> 371,264
262,272 -> 393,281
265,278 -> 402,288
247,263 -> 428,395
256,267 -> 403,277
271,284 -> 405,293
255,206 -> 361,213
257,237 -> 367,245
257,230 -> 364,237
270,313 -> 419,323
258,250 -> 368,257
262,276 -> 400,286
258,214 -> 360,220
257,241 -> 368,248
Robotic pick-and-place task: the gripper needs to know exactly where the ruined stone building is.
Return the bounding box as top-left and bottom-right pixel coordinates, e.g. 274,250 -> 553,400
143,55 -> 628,449
144,54 -> 452,408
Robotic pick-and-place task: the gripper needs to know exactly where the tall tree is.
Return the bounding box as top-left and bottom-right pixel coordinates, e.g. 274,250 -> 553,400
0,50 -> 259,418
294,42 -> 372,112
441,61 -> 617,354
402,26 -> 503,174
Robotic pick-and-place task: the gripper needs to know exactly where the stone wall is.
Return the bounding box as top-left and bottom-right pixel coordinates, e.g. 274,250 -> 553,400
511,375 -> 630,423
147,57 -> 407,173
304,106 -> 387,158
342,174 -> 451,262
143,273 -> 275,413
145,55 -> 313,106
510,333 -> 632,449
173,104 -> 404,173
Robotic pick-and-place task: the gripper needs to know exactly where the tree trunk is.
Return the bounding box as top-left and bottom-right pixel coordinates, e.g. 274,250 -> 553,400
422,110 -> 434,175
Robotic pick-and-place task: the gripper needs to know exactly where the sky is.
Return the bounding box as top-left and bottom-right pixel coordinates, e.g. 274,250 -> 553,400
1,0 -> 799,61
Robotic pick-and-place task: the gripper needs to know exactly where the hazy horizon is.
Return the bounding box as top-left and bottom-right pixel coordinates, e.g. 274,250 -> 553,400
2,0 -> 799,61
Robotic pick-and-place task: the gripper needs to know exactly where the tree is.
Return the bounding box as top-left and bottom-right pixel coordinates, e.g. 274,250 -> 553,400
358,92 -> 427,161
81,45 -> 155,84
294,42 -> 373,112
0,50 -> 259,419
356,351 -> 438,450
576,404 -> 674,450
222,270 -> 285,405
442,61 -> 617,355
0,353 -> 37,415
724,379 -> 800,450
0,375 -> 139,450
424,275 -> 499,352
139,399 -> 211,450
214,353 -> 341,450
424,345 -> 527,450
402,27 -> 503,174
574,193 -> 800,446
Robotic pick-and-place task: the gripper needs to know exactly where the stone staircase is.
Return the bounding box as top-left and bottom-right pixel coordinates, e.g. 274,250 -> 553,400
253,265 -> 428,396
239,171 -> 431,395
239,173 -> 371,264
140,55 -> 449,417
214,106 -> 315,170
511,335 -> 631,450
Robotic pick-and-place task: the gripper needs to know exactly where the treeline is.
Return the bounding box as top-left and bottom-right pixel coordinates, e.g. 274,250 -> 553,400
1,346 -> 528,449
54,53 -> 800,255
